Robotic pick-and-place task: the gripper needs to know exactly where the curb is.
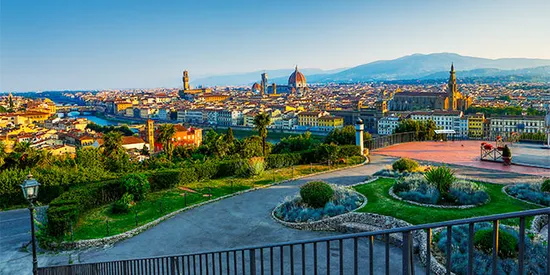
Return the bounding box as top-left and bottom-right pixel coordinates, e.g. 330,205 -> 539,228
52,156 -> 370,250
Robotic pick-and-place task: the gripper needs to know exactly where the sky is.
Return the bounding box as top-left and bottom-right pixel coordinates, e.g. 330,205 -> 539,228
1,0 -> 550,92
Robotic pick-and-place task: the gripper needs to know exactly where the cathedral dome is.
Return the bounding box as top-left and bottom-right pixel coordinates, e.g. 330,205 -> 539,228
288,66 -> 306,88
251,82 -> 261,93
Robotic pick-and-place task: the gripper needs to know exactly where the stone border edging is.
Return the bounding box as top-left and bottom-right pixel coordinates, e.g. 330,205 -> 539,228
388,185 -> 486,209
501,185 -> 548,208
52,156 -> 370,250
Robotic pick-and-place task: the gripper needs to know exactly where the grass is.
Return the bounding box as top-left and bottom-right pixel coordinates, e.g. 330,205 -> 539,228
354,178 -> 541,227
67,158 -> 364,241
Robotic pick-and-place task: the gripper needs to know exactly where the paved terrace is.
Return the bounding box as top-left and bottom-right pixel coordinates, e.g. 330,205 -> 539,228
372,140 -> 550,177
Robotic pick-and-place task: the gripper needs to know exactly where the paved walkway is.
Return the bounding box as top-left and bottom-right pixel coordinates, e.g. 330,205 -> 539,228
0,155 -> 426,275
373,141 -> 550,176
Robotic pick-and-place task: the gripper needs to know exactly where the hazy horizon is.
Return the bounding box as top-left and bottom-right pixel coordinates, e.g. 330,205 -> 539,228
2,0 -> 550,92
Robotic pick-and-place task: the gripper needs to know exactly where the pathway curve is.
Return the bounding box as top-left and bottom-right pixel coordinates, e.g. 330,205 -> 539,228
3,155 -> 429,275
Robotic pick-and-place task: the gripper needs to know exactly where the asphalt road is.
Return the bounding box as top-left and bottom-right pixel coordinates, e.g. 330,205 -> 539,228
1,156 -> 427,274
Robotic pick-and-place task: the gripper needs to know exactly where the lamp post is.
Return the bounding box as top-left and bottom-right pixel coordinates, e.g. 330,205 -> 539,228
20,173 -> 40,275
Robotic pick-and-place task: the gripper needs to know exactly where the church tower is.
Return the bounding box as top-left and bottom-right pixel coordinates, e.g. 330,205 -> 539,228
447,63 -> 458,111
182,70 -> 190,91
261,72 -> 268,96
146,119 -> 155,153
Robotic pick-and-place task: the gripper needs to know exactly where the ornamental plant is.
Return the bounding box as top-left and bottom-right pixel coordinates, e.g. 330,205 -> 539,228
424,166 -> 456,200
502,145 -> 512,158
392,158 -> 419,172
121,173 -> 150,201
474,228 -> 518,258
300,181 -> 334,208
541,179 -> 550,193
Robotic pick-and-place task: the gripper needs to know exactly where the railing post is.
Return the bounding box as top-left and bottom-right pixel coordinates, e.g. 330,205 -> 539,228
492,220 -> 499,275
402,231 -> 412,275
250,249 -> 256,275
171,256 -> 177,275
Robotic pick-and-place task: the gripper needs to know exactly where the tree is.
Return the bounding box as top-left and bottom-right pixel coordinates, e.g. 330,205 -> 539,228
273,132 -> 318,153
102,131 -> 130,172
0,142 -> 6,168
225,127 -> 235,144
253,113 -> 271,156
325,125 -> 370,145
157,124 -> 176,160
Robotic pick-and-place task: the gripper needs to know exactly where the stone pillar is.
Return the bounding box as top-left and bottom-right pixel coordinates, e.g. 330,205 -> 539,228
356,118 -> 364,155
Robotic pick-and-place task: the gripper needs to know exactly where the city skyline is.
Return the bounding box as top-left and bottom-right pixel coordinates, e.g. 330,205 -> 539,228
2,0 -> 550,92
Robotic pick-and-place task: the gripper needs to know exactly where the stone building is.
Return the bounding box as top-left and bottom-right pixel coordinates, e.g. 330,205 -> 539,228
389,64 -> 471,111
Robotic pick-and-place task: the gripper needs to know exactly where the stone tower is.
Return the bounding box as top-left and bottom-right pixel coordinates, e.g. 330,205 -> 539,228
355,118 -> 364,155
146,119 -> 155,153
261,72 -> 268,96
271,83 -> 277,95
447,63 -> 458,111
182,70 -> 190,91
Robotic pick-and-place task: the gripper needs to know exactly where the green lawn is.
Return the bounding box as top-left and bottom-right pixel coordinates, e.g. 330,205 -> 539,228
353,178 -> 540,227
67,159 -> 363,241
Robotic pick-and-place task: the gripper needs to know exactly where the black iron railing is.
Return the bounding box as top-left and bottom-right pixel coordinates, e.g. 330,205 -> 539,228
38,208 -> 550,275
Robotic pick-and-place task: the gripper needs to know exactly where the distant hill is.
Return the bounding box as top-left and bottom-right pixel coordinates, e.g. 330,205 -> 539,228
191,68 -> 346,87
317,53 -> 550,83
190,53 -> 550,86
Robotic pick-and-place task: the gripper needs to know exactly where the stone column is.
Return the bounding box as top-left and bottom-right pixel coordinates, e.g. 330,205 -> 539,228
356,118 -> 364,155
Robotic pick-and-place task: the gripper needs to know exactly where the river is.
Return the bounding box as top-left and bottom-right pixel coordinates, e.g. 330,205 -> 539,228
59,111 -> 119,126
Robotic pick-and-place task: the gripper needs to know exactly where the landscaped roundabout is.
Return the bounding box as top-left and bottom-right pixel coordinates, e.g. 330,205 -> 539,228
274,158 -> 549,275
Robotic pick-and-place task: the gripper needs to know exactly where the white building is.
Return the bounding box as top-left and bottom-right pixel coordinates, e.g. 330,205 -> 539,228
490,116 -> 546,135
410,111 -> 465,137
377,115 -> 400,136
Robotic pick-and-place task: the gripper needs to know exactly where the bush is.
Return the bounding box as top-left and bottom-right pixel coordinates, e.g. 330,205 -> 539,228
502,145 -> 511,158
147,170 -> 181,190
507,183 -> 550,206
194,161 -> 218,181
541,179 -> 550,193
216,159 -> 246,177
266,153 -> 302,169
474,228 -> 518,258
237,157 -> 265,178
392,158 -> 419,172
337,145 -> 361,158
112,193 -> 134,214
121,174 -> 150,201
424,166 -> 456,199
300,181 -> 334,208
178,167 -> 199,185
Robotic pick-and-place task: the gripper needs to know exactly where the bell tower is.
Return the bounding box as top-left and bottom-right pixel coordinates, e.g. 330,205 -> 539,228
182,70 -> 190,91
146,119 -> 155,153
447,63 -> 458,111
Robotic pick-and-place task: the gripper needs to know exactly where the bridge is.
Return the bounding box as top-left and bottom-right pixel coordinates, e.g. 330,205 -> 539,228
56,105 -> 102,115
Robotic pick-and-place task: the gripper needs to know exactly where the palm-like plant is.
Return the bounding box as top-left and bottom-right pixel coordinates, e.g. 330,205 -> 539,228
424,166 -> 456,200
157,124 -> 176,160
102,131 -> 124,157
253,113 -> 271,156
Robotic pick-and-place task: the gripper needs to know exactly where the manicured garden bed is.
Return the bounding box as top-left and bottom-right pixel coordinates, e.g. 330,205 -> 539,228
353,178 -> 540,226
505,180 -> 550,206
273,182 -> 365,223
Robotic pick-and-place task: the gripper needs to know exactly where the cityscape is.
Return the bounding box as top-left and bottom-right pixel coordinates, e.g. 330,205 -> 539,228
1,1 -> 550,275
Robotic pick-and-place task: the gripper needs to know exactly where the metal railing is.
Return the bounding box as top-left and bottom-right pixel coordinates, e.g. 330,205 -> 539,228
366,131 -> 418,151
38,208 -> 550,275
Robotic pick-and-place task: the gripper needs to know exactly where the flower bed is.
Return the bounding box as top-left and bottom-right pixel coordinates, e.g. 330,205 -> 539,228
505,183 -> 550,207
392,174 -> 489,207
435,223 -> 547,275
273,184 -> 365,223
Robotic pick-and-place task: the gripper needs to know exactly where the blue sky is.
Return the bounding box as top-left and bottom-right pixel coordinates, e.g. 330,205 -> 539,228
1,0 -> 549,92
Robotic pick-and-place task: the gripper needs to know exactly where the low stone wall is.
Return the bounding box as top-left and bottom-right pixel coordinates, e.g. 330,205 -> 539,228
52,156 -> 370,251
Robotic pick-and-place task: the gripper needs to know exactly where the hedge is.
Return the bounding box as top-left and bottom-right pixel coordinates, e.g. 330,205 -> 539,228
266,153 -> 303,169
47,179 -> 124,237
337,145 -> 361,158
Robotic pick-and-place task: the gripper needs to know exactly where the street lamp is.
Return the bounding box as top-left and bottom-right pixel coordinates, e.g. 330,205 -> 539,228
20,173 -> 40,275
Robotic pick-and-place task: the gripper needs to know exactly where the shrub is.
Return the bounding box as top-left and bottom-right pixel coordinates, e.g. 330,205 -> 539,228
507,183 -> 550,206
112,193 -> 134,214
121,174 -> 150,201
216,159 -> 246,177
147,170 -> 181,190
300,181 -> 334,208
474,228 -> 518,258
337,145 -> 361,158
194,161 -> 219,181
178,167 -> 199,185
541,179 -> 550,193
392,158 -> 419,172
424,166 -> 456,199
266,153 -> 303,169
237,157 -> 265,178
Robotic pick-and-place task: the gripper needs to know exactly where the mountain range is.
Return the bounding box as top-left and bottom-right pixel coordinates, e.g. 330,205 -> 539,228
191,53 -> 550,86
